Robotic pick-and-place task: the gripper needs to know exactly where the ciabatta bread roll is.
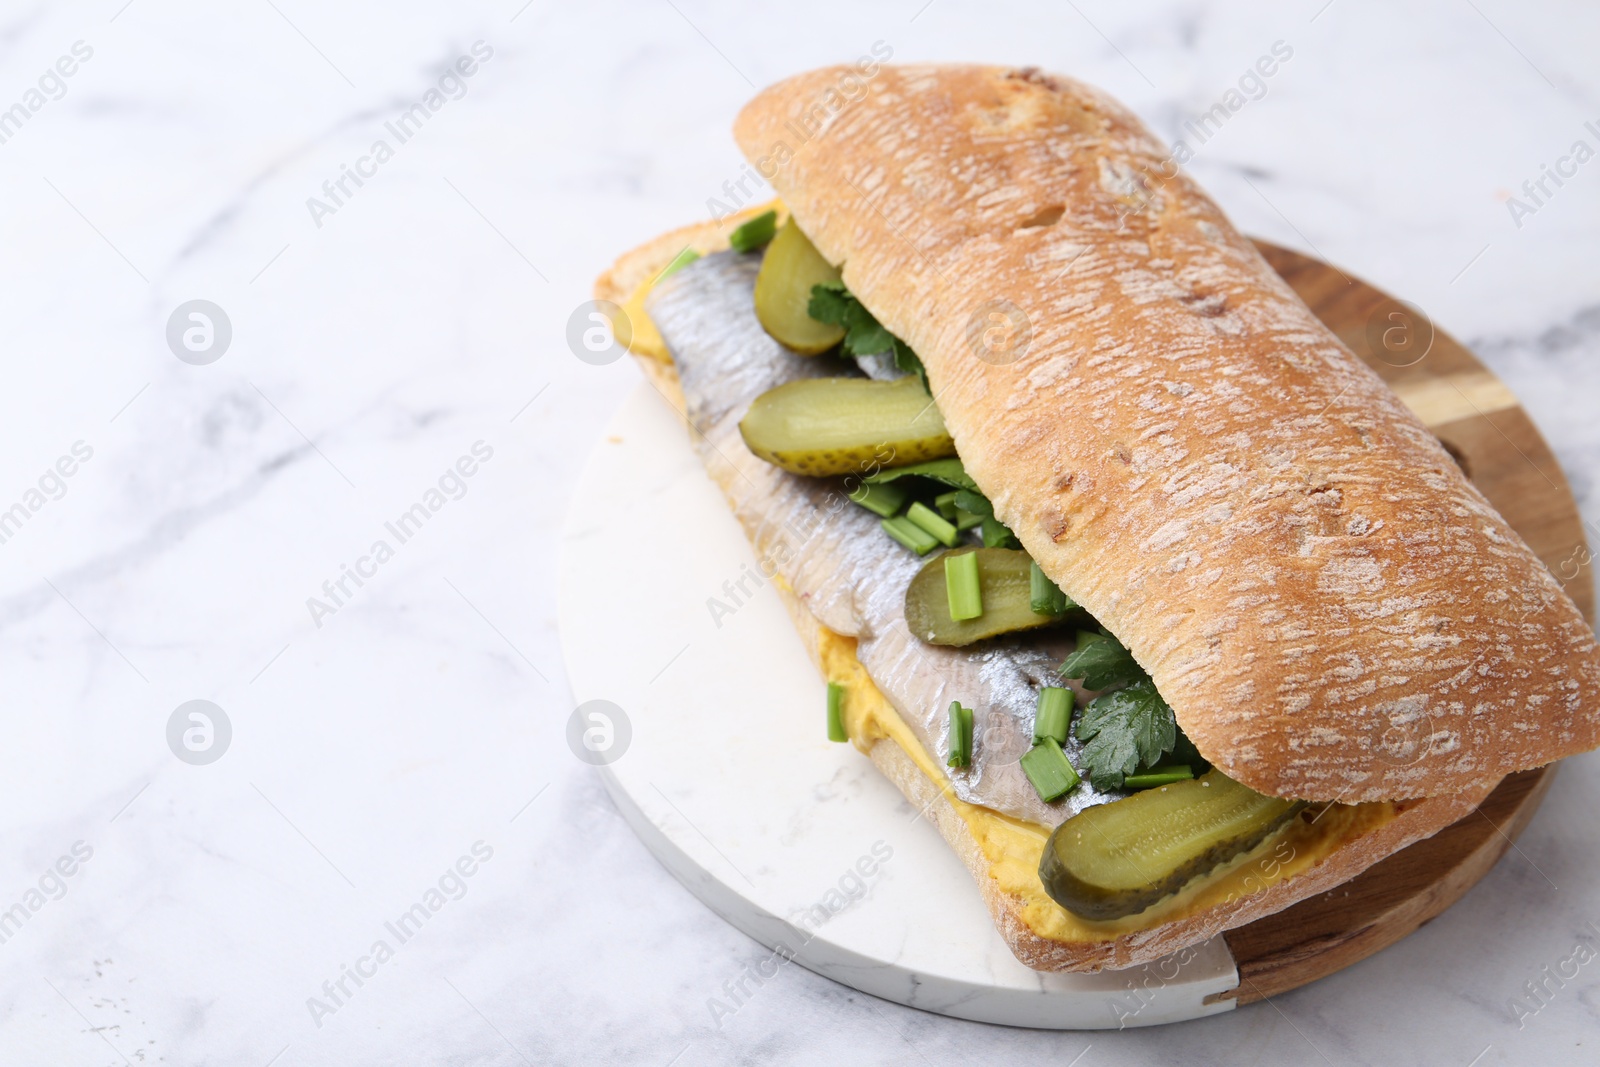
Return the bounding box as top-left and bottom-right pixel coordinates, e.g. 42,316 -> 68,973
732,64 -> 1600,804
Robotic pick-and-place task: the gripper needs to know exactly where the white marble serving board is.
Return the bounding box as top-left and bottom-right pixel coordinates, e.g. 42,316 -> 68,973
558,382 -> 1239,1029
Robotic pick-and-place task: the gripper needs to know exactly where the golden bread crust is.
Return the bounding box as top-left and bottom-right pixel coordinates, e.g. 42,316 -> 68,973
732,64 -> 1600,803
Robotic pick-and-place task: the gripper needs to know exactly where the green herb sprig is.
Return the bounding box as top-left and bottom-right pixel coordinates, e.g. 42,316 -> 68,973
808,283 -> 929,388
1059,629 -> 1187,790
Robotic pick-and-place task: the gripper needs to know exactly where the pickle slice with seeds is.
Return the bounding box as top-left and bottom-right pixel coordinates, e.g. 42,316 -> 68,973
1039,769 -> 1306,921
738,376 -> 953,477
753,220 -> 845,354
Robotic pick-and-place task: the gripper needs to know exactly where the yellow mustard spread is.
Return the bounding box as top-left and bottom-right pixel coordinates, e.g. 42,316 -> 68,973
813,625 -> 1397,942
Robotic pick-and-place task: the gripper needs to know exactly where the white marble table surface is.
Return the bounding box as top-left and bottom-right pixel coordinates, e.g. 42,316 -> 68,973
1,0 -> 1597,1064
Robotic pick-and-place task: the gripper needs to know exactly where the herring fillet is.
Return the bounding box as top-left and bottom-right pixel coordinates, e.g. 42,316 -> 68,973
647,252 -> 1121,826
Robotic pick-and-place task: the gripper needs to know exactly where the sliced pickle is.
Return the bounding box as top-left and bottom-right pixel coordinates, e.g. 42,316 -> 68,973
1039,770 -> 1306,921
905,548 -> 1069,646
738,376 -> 954,476
753,220 -> 845,354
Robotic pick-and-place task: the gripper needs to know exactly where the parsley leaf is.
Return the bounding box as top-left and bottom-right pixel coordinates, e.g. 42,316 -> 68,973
946,488 -> 1020,547
808,283 -> 929,389
952,489 -> 992,518
863,458 -> 977,492
1058,629 -> 1146,691
890,337 -> 927,387
980,517 -> 1020,549
1074,679 -> 1177,790
807,284 -> 874,351
804,283 -> 851,324
1059,628 -> 1184,789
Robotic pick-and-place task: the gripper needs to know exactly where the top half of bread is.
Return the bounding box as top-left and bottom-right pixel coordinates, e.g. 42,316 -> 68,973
732,63 -> 1600,803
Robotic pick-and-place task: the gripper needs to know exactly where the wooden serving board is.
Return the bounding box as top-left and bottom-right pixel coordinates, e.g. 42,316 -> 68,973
1214,241 -> 1593,1005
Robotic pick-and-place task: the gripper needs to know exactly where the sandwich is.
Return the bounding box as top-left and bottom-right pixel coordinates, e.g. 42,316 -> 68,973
594,64 -> 1600,972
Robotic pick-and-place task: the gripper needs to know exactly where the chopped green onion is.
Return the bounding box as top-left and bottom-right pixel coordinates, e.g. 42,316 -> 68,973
906,502 -> 959,548
654,246 -> 701,282
981,517 -> 1020,549
1033,687 -> 1074,745
1122,765 -> 1195,789
827,682 -> 848,742
1029,561 -> 1074,616
934,490 -> 961,519
881,515 -> 939,555
944,551 -> 983,621
728,210 -> 778,253
953,508 -> 983,532
849,480 -> 908,518
1020,738 -> 1080,801
947,701 -> 974,768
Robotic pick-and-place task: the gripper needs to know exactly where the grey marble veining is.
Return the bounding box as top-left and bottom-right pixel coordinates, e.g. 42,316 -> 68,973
0,0 -> 1596,1064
